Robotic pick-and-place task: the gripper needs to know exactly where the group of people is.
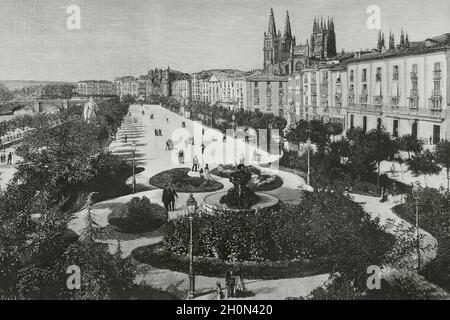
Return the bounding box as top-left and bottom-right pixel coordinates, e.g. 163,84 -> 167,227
154,129 -> 163,136
191,156 -> 212,180
162,184 -> 178,211
215,267 -> 245,300
0,152 -> 12,165
252,150 -> 262,163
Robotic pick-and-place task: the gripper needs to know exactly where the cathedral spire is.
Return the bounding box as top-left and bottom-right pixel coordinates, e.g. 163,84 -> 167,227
330,17 -> 334,32
400,28 -> 405,46
313,17 -> 318,31
405,32 -> 410,47
284,11 -> 292,38
268,8 -> 277,35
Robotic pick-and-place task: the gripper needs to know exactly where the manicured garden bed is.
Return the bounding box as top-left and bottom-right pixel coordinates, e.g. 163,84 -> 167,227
149,168 -> 224,193
108,196 -> 168,234
132,244 -> 331,280
210,164 -> 283,191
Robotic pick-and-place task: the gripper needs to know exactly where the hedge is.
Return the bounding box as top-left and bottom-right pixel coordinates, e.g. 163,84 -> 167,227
132,244 -> 332,280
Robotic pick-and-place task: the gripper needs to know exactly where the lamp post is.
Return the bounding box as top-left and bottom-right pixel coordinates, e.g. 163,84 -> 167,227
412,182 -> 421,272
306,138 -> 311,186
232,113 -> 236,132
186,194 -> 197,300
132,141 -> 137,194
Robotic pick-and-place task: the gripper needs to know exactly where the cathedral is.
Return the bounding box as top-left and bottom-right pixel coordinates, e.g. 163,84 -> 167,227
263,8 -> 337,75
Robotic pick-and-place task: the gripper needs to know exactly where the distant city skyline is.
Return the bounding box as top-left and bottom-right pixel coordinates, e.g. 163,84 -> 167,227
0,0 -> 448,82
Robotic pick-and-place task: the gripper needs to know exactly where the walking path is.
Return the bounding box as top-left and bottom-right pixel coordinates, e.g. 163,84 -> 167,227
68,104 -> 441,300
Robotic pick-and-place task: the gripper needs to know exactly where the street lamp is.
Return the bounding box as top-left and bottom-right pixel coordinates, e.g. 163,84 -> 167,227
411,182 -> 422,272
132,141 -> 137,194
186,194 -> 197,300
306,138 -> 311,186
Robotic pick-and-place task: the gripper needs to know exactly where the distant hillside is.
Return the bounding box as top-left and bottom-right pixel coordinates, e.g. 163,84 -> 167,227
0,80 -> 77,91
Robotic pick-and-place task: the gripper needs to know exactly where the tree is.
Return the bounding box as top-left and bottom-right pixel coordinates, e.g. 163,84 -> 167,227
435,141 -> 450,191
406,150 -> 441,187
397,134 -> 423,159
366,129 -> 398,186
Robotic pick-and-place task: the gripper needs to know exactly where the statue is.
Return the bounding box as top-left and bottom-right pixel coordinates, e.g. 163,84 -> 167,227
285,100 -> 296,128
220,164 -> 259,209
83,97 -> 98,123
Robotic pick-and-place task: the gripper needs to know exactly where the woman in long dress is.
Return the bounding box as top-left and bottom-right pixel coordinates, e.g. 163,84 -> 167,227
204,164 -> 212,180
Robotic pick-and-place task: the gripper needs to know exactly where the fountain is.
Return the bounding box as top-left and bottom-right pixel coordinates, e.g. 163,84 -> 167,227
203,164 -> 279,213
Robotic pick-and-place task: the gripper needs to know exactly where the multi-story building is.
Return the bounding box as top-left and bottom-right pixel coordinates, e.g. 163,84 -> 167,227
345,39 -> 449,143
287,30 -> 450,144
171,74 -> 192,105
245,73 -> 288,117
77,80 -> 116,96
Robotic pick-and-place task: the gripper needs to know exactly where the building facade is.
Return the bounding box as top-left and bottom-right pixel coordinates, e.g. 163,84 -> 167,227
171,76 -> 192,105
287,31 -> 450,144
77,80 -> 116,96
245,73 -> 288,117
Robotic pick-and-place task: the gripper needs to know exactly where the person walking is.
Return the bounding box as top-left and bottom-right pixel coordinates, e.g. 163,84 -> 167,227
225,269 -> 236,299
166,140 -> 170,151
201,143 -> 206,155
215,282 -> 224,300
178,149 -> 184,164
168,184 -> 178,211
204,164 -> 212,180
192,155 -> 199,172
7,152 -> 12,165
199,167 -> 204,179
234,267 -> 245,296
124,134 -> 128,143
162,186 -> 171,211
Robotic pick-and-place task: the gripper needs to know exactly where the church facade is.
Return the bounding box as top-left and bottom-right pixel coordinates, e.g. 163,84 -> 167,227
263,8 -> 337,76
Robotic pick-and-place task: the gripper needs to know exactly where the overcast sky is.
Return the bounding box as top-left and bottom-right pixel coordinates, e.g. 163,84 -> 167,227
0,0 -> 448,82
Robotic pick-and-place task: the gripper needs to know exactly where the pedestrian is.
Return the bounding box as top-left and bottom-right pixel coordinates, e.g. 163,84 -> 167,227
204,164 -> 212,180
202,128 -> 205,136
166,140 -> 170,151
225,269 -> 236,299
201,143 -> 206,155
234,267 -> 245,296
199,167 -> 204,179
159,129 -> 162,136
162,186 -> 171,211
142,110 -> 145,116
178,149 -> 184,164
191,137 -> 194,145
7,152 -> 12,165
192,155 -> 199,172
124,135 -> 128,143
150,114 -> 154,119
168,184 -> 178,211
167,118 -> 169,123
216,282 -> 224,300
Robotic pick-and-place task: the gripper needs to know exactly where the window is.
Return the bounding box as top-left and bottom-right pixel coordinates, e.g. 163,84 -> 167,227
377,118 -> 382,130
350,70 -> 354,82
393,66 -> 399,81
279,82 -> 283,88
433,125 -> 440,144
362,69 -> 367,82
254,82 -> 258,88
363,116 -> 367,133
350,114 -> 354,129
393,119 -> 399,138
412,121 -> 418,138
376,67 -> 382,82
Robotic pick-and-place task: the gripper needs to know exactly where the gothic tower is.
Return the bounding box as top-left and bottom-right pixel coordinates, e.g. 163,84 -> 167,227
263,8 -> 280,71
310,16 -> 336,59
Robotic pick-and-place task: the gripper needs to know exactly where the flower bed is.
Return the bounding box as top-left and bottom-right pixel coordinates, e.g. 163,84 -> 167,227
108,196 -> 168,234
132,244 -> 331,280
149,168 -> 224,193
210,164 -> 283,191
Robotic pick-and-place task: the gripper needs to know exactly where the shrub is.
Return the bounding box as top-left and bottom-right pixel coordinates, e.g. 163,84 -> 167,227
132,244 -> 331,280
247,174 -> 283,192
149,168 -> 224,193
108,196 -> 167,234
159,192 -> 394,272
210,164 -> 261,179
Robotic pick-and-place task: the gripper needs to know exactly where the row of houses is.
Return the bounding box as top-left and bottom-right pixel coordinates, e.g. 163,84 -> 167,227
287,36 -> 450,144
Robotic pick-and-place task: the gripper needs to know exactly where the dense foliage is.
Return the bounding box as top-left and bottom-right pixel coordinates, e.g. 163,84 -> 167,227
161,192 -> 394,271
149,168 -> 224,193
393,189 -> 450,291
109,197 -> 168,234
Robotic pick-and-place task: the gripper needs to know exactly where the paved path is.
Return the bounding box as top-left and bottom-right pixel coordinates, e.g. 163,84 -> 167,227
68,104 -> 441,300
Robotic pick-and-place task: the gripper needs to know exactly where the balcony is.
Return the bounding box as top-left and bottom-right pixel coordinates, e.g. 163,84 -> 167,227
390,96 -> 400,108
431,89 -> 442,99
433,70 -> 442,80
409,97 -> 419,111
374,95 -> 383,105
360,91 -> 368,104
